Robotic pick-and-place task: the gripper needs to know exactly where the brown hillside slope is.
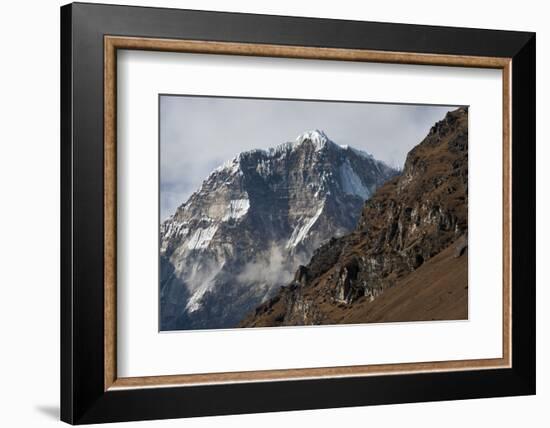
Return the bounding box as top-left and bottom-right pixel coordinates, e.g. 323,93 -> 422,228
240,107 -> 468,327
333,242 -> 467,324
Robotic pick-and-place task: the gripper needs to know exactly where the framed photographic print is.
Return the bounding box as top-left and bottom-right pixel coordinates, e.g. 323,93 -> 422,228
60,2 -> 536,424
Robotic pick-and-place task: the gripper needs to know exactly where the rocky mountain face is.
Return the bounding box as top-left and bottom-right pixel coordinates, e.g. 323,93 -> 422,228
160,130 -> 397,330
240,107 -> 468,327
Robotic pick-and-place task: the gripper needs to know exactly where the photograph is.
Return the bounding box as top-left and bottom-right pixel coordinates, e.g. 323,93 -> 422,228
159,96 -> 469,331
54,2 -> 536,424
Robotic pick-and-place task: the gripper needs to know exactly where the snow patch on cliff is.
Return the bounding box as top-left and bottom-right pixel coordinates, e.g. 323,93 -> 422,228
223,198 -> 250,221
286,203 -> 325,249
186,224 -> 218,250
339,160 -> 370,200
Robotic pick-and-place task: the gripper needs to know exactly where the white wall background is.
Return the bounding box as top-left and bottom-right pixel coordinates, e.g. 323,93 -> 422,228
0,0 -> 546,427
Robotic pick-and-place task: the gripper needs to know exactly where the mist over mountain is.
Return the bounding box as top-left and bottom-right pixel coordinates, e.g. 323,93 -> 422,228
160,130 -> 397,330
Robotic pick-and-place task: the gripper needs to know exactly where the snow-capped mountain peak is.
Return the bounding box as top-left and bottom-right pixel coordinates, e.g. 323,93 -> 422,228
294,129 -> 330,150
160,131 -> 398,331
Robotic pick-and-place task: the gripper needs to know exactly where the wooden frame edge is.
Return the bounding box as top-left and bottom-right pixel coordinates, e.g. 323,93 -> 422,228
104,37 -> 117,391
105,35 -> 511,68
110,357 -> 508,390
103,35 -> 513,391
502,61 -> 513,368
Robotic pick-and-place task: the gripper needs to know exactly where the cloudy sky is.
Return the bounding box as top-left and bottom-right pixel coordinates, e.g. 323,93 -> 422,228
160,95 -> 460,220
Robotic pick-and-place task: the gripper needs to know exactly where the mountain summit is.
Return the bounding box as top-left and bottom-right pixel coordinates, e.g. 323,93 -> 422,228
160,131 -> 397,330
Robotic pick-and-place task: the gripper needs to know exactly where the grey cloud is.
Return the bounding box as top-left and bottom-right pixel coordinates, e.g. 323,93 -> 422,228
160,95 -> 460,220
